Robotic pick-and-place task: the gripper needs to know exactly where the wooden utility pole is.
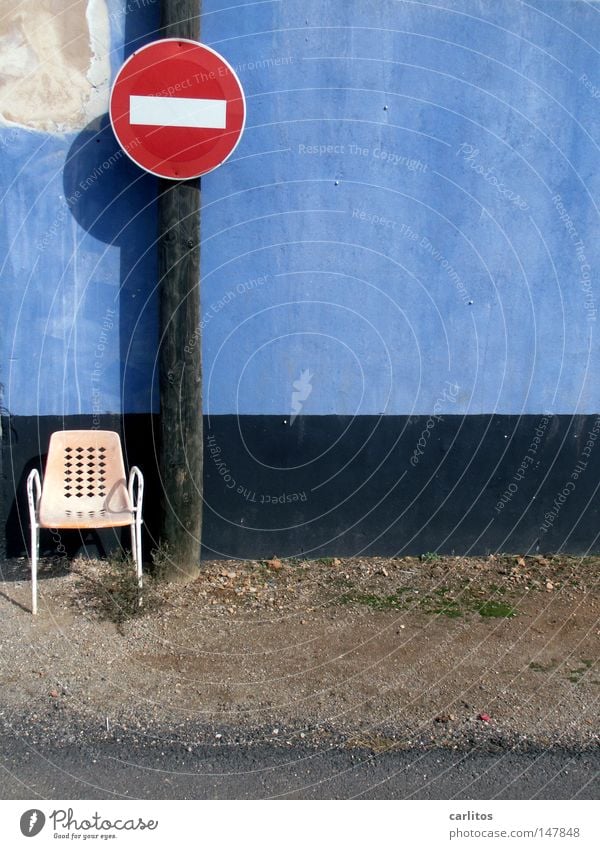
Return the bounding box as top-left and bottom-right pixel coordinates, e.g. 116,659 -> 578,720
157,0 -> 202,581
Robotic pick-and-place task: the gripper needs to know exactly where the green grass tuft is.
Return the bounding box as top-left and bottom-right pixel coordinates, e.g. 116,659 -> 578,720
478,600 -> 516,618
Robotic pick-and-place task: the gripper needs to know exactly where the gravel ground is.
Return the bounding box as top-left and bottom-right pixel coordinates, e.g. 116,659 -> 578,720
0,553 -> 598,757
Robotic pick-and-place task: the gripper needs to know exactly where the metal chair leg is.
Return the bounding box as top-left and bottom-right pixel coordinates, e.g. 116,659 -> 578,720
128,466 -> 144,600
131,518 -> 142,609
27,469 -> 42,616
31,524 -> 38,615
130,521 -> 137,572
136,514 -> 143,589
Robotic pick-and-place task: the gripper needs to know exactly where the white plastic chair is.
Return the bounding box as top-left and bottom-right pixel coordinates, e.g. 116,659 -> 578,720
27,430 -> 144,615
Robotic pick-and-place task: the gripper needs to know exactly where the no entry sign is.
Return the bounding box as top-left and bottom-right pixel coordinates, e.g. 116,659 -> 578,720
109,39 -> 246,179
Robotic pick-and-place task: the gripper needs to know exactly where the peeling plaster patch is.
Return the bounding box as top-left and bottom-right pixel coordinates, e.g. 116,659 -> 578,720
0,0 -> 110,132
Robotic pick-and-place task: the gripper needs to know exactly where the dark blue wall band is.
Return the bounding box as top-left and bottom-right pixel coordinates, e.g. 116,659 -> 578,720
3,414 -> 599,559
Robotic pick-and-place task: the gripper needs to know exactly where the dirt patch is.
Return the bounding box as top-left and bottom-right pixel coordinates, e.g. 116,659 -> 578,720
0,554 -> 598,750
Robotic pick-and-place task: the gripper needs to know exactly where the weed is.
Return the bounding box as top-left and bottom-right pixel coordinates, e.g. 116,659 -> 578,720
430,601 -> 462,618
284,557 -> 304,567
339,590 -> 406,611
529,660 -> 557,672
478,600 -> 516,618
568,660 -> 596,684
345,734 -> 398,753
339,585 -> 517,619
330,575 -> 355,590
74,551 -> 160,625
150,540 -> 172,581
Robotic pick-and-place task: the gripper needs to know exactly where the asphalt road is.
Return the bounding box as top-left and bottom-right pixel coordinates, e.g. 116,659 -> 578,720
0,732 -> 597,799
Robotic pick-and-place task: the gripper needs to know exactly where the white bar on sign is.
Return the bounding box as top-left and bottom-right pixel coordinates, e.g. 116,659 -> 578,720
130,95 -> 227,128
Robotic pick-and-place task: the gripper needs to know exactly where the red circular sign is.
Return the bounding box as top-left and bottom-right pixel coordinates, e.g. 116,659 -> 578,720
109,39 -> 246,179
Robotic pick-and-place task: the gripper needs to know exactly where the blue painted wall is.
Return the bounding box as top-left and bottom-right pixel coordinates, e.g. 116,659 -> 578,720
1,0 -> 161,418
2,0 -> 599,418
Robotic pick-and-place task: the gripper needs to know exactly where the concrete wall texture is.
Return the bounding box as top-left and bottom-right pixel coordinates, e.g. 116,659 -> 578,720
2,1 -> 600,558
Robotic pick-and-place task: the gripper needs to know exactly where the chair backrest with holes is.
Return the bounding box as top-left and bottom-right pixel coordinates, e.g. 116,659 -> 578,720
39,430 -> 132,528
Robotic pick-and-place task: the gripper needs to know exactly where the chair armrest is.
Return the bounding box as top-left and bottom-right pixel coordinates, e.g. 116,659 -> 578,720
27,468 -> 42,519
128,466 -> 144,513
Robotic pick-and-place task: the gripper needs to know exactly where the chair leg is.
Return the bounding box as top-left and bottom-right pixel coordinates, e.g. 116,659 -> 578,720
131,518 -> 142,605
31,524 -> 39,615
136,517 -> 143,589
130,521 -> 137,571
